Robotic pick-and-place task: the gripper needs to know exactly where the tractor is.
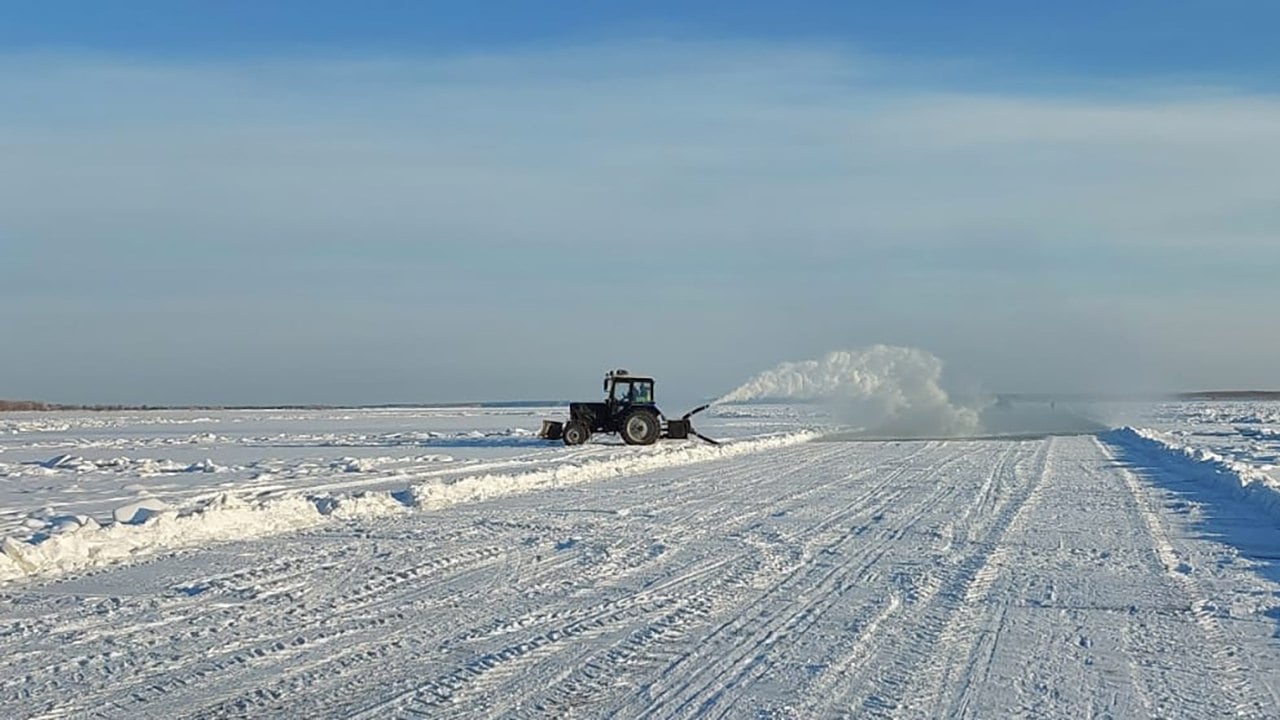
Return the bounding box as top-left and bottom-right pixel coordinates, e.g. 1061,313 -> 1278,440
538,370 -> 718,446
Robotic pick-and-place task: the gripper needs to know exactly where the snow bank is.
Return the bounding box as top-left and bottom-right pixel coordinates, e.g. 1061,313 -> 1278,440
411,431 -> 816,509
113,498 -> 175,525
0,494 -> 332,582
719,346 -> 982,437
1102,426 -> 1280,521
0,432 -> 816,585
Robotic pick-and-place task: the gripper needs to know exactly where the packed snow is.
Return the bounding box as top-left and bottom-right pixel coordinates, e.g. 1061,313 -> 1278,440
1,400 -> 1278,718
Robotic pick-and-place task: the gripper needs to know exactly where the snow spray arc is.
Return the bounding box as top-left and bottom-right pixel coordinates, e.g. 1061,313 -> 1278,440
717,346 -> 983,437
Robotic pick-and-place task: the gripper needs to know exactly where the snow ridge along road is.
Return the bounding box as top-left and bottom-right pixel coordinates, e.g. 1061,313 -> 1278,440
2,430 -> 1277,719
1103,426 -> 1280,521
0,431 -> 816,585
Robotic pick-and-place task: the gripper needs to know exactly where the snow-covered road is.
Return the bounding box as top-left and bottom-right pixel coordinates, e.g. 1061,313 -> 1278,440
3,433 -> 1279,719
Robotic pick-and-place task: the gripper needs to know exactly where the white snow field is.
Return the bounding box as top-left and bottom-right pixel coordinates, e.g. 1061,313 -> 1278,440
2,402 -> 1279,718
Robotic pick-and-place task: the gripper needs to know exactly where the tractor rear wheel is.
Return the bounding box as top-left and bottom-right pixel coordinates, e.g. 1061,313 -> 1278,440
563,421 -> 591,446
621,410 -> 660,445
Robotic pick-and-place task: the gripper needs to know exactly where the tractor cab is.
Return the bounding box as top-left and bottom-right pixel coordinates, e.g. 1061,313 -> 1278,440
606,370 -> 655,408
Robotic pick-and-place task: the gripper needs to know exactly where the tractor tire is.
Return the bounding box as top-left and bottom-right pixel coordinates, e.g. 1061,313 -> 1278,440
563,421 -> 591,446
621,410 -> 660,445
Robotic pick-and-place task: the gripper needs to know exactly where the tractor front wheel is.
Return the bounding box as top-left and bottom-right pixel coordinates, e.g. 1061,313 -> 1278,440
563,421 -> 591,446
621,410 -> 660,445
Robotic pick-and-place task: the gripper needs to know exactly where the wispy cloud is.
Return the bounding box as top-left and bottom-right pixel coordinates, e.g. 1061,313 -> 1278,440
2,42 -> 1277,401
4,43 -> 1277,251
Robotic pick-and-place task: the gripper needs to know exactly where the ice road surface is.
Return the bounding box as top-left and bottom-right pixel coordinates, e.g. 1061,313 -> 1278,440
1,403 -> 1279,718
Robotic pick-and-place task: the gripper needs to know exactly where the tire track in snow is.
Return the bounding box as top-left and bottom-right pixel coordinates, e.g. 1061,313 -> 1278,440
340,441 -> 1018,719
0,549 -> 358,706
805,440 -> 1046,718
791,440 -> 1022,719
515,443 -> 949,718
3,534 -> 512,719
903,440 -> 1049,719
343,444 -> 870,718
426,450 -> 837,625
633,443 -> 972,720
141,542 -> 527,718
188,443 -> 854,719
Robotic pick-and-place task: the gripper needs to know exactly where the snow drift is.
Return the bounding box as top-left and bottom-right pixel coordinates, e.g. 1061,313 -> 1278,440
719,346 -> 982,437
1103,426 -> 1280,521
0,431 -> 816,585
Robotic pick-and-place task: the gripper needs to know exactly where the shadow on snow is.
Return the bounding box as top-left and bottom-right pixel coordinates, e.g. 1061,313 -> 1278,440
1101,431 -> 1280,636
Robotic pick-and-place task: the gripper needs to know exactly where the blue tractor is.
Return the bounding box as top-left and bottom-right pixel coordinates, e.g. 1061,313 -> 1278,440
539,370 -> 717,446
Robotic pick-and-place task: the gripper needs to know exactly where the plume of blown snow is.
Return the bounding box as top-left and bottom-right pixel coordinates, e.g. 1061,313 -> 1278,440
718,346 -> 983,437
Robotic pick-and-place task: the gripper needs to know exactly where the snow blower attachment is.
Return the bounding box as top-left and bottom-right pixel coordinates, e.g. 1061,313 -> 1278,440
538,370 -> 719,446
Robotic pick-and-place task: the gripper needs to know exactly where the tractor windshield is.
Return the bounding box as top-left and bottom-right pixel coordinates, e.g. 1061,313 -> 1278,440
613,380 -> 654,404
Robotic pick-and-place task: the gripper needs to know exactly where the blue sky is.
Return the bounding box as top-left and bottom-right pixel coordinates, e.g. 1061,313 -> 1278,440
3,1 -> 1277,84
2,2 -> 1278,404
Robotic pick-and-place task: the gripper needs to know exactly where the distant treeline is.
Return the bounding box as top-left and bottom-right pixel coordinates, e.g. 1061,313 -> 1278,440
1175,391 -> 1280,401
0,400 -> 567,412
0,400 -> 167,411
